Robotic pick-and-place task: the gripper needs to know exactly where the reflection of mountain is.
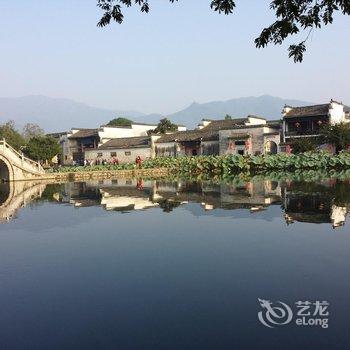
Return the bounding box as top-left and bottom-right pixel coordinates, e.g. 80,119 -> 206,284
1,177 -> 349,228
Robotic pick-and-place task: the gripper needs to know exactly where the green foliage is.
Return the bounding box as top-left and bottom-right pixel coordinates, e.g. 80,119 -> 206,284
145,152 -> 350,175
148,118 -> 177,135
0,121 -> 26,151
224,114 -> 232,120
291,137 -> 318,154
50,162 -> 138,173
96,0 -> 350,62
25,136 -> 61,162
52,151 -> 350,176
107,117 -> 133,127
320,122 -> 350,153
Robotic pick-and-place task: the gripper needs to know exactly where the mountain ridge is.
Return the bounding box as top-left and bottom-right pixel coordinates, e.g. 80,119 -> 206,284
0,94 -> 318,132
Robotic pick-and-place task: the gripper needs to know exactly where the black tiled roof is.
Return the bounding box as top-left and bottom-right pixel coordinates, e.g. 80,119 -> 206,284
69,129 -> 99,139
156,117 -> 272,144
155,130 -> 219,143
99,136 -> 150,150
284,104 -> 330,118
201,118 -> 247,131
266,120 -> 282,128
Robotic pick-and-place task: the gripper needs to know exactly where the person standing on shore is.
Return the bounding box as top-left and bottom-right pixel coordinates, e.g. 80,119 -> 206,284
136,156 -> 142,168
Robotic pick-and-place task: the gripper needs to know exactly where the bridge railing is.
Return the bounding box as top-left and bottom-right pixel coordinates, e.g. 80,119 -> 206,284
0,139 -> 44,173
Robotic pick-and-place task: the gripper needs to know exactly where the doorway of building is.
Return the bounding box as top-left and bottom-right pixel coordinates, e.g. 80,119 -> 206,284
265,141 -> 278,155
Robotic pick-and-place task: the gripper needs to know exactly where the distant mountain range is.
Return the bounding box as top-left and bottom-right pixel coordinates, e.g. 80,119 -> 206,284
0,94 -> 315,132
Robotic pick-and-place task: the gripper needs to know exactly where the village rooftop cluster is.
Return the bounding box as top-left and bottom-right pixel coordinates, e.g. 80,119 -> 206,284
50,100 -> 350,166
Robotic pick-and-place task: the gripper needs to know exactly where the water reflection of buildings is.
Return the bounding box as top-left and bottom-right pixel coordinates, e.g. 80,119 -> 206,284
283,181 -> 348,228
59,179 -> 283,212
0,178 -> 349,228
153,180 -> 282,212
59,180 -> 158,211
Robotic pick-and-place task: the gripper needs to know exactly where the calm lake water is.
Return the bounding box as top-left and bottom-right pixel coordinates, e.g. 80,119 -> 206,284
0,177 -> 350,349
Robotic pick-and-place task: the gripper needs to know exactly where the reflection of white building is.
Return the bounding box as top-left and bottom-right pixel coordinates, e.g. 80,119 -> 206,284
100,189 -> 158,211
153,180 -> 282,212
331,205 -> 347,228
283,187 -> 349,228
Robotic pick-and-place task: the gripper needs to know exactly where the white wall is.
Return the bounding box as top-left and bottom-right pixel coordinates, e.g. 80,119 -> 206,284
101,192 -> 158,211
197,120 -> 212,129
131,124 -> 157,136
246,116 -> 267,126
85,147 -> 151,163
98,124 -> 157,145
99,127 -> 134,144
329,102 -> 348,124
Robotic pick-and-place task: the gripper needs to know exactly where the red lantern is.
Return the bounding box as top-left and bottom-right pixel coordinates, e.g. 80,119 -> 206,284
327,144 -> 335,154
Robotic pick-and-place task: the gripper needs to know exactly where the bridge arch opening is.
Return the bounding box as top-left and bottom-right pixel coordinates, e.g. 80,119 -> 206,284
0,159 -> 10,182
0,182 -> 10,205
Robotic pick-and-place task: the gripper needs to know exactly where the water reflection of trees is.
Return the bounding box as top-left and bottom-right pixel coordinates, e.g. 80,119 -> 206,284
1,177 -> 350,228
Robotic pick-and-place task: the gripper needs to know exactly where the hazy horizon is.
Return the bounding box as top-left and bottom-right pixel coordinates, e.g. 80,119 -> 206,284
0,93 -> 318,115
0,0 -> 349,114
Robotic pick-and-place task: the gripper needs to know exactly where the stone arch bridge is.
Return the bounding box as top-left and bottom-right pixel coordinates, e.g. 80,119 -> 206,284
0,139 -> 45,181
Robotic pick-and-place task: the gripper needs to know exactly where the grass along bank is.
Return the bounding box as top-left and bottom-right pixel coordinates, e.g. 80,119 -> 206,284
49,152 -> 350,177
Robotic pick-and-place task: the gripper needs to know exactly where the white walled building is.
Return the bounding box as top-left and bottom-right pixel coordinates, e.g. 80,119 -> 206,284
59,122 -> 158,165
84,136 -> 154,163
282,99 -> 350,145
155,116 -> 281,157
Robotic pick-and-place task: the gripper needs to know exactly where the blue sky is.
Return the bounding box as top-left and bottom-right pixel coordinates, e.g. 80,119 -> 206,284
0,0 -> 349,114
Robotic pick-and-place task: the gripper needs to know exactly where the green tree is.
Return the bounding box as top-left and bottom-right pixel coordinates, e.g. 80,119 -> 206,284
320,122 -> 350,153
291,137 -> 318,154
224,114 -> 232,120
22,123 -> 44,140
148,118 -> 178,135
0,121 -> 26,151
24,136 -> 61,162
107,117 -> 133,127
96,0 -> 350,62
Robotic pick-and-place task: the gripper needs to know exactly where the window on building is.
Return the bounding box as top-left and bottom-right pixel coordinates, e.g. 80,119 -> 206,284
110,152 -> 117,157
235,140 -> 246,146
237,150 -> 245,155
125,151 -> 131,156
